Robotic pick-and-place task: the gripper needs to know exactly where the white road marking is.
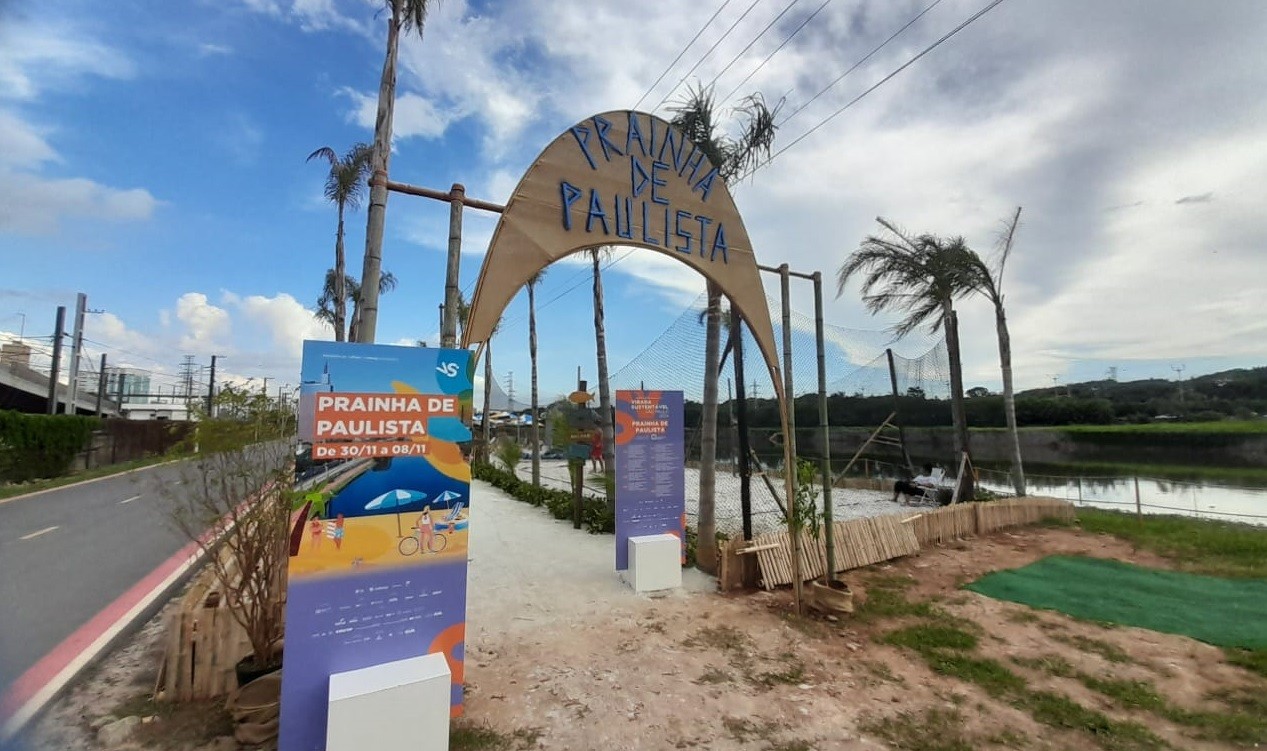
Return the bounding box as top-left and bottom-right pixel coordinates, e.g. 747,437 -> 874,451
19,526 -> 58,541
119,495 -> 142,505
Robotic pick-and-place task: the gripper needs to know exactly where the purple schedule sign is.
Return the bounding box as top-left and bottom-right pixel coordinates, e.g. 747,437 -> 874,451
614,390 -> 685,571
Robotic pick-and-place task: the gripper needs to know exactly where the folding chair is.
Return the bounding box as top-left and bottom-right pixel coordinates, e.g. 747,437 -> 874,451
920,467 -> 946,504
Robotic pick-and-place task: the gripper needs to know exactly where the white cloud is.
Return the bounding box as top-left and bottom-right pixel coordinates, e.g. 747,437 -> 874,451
0,20 -> 158,237
0,110 -> 58,168
175,293 -> 232,352
0,23 -> 135,100
231,0 -> 372,37
198,43 -> 234,57
222,291 -> 332,361
0,171 -> 159,235
339,87 -> 457,141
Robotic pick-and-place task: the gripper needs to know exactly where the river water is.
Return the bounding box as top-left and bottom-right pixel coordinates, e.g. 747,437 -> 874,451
973,468 -> 1267,527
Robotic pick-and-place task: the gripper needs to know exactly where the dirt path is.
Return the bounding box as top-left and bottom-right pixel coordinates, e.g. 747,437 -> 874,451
25,484 -> 1267,751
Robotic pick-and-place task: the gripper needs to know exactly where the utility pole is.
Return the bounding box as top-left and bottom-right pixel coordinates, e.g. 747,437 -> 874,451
1172,364 -> 1186,404
95,353 -> 108,416
47,306 -> 66,415
16,312 -> 25,341
207,355 -> 219,416
66,293 -> 87,414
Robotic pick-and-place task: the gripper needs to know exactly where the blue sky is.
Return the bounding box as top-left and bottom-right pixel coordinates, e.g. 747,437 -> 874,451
3,0 -> 1266,403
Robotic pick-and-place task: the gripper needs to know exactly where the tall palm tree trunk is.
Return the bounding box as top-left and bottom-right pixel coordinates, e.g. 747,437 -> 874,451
334,207 -> 347,342
996,304 -> 1025,496
529,282 -> 540,487
592,251 -> 615,510
357,0 -> 401,343
482,343 -> 493,461
697,282 -> 722,573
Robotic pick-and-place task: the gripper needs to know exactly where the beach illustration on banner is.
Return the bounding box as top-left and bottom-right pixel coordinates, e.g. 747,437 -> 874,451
288,342 -> 474,581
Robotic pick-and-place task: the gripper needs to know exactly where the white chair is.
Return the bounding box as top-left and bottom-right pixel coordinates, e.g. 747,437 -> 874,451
920,467 -> 946,504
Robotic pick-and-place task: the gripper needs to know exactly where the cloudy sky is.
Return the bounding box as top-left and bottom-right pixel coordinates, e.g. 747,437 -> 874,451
2,0 -> 1265,400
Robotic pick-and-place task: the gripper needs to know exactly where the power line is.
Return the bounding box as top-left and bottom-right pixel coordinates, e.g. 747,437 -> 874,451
653,0 -> 767,112
705,0 -> 803,93
719,0 -> 832,104
633,0 -> 736,111
743,0 -> 1007,180
776,0 -> 944,129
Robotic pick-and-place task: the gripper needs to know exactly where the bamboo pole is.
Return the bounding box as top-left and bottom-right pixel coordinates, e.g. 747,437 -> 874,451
812,272 -> 836,584
779,264 -> 803,613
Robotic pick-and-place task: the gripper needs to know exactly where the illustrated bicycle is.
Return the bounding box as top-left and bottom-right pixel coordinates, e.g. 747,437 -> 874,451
398,526 -> 448,556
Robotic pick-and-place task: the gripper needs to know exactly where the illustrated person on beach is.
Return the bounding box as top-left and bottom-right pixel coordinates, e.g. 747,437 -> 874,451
590,428 -> 604,472
309,516 -> 323,551
415,506 -> 435,554
893,464 -> 939,504
333,513 -> 345,550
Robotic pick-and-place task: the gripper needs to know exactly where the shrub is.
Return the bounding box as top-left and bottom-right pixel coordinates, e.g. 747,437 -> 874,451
472,461 -> 613,535
493,438 -> 522,477
0,411 -> 100,483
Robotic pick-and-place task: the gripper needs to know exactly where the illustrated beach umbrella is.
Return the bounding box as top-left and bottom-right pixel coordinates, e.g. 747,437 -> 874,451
435,490 -> 462,507
366,488 -> 427,536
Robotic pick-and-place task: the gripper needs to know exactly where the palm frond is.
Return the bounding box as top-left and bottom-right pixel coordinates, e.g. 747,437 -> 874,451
399,0 -> 433,32
838,217 -> 981,336
306,146 -> 337,166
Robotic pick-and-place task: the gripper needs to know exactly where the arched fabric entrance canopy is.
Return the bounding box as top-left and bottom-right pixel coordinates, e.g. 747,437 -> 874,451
462,109 -> 786,414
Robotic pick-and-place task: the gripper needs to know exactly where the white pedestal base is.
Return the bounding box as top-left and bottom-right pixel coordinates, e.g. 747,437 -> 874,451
327,652 -> 451,751
628,534 -> 682,592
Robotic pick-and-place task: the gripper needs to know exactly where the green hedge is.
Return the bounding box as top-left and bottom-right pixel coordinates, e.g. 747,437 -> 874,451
471,461 -> 615,534
0,411 -> 101,483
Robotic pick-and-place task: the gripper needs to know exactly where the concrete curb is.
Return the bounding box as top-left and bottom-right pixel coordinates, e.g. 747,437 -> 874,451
0,539 -> 207,743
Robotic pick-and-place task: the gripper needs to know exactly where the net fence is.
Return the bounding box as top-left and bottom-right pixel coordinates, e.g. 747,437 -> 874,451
604,291 -> 952,537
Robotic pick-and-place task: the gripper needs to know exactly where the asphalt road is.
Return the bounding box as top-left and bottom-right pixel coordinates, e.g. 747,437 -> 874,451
0,461 -> 194,693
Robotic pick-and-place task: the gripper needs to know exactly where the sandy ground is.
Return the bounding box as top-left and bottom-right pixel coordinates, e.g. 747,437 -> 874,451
535,459 -> 905,537
24,480 -> 1266,751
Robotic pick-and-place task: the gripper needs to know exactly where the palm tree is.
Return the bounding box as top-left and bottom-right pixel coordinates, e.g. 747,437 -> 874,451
348,271 -> 397,343
308,143 -> 372,342
670,83 -> 779,572
527,269 -> 546,487
590,247 -> 615,510
962,207 -> 1025,497
317,269 -> 397,342
358,0 -> 434,343
480,320 -> 500,461
837,218 -> 976,500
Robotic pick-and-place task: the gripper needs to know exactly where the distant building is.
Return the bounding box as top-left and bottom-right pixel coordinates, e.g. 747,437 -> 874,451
0,342 -> 31,368
120,402 -> 191,421
104,367 -> 152,404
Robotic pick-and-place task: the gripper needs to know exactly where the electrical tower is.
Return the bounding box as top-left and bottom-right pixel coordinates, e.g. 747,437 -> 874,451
1172,364 -> 1186,403
505,371 -> 515,412
179,355 -> 198,408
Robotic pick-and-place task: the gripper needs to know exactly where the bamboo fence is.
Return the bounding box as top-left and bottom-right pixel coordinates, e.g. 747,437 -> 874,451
752,515 -> 920,589
156,554 -> 252,701
749,497 -> 1074,590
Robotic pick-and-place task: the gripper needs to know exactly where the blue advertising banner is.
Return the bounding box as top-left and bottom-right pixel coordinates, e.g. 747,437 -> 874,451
613,390 -> 685,571
280,342 -> 473,751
